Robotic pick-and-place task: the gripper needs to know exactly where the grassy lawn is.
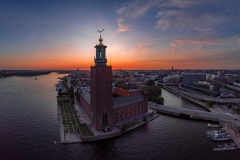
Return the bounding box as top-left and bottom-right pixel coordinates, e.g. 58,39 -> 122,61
60,103 -> 82,133
126,121 -> 138,128
79,123 -> 94,136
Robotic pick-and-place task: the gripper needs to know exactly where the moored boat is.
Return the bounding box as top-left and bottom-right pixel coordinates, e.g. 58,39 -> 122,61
206,128 -> 226,136
207,123 -> 221,128
212,134 -> 231,141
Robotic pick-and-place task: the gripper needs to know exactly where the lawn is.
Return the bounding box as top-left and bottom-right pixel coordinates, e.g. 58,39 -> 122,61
60,104 -> 81,133
126,121 -> 138,128
79,123 -> 94,136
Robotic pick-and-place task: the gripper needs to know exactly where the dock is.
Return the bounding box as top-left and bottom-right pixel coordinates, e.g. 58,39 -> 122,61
213,147 -> 238,151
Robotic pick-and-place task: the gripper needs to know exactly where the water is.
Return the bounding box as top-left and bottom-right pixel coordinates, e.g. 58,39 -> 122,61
0,74 -> 240,160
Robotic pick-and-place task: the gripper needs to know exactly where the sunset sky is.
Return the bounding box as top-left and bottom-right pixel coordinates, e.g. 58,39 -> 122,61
1,0 -> 240,70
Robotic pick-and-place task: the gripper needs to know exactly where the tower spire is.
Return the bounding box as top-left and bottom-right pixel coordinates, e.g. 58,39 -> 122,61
94,29 -> 107,65
97,29 -> 104,45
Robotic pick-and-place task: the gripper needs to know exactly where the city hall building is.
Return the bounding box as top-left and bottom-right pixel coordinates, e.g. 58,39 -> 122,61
77,35 -> 148,132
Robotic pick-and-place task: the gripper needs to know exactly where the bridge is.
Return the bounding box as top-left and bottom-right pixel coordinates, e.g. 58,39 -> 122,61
160,85 -> 240,104
149,103 -> 240,124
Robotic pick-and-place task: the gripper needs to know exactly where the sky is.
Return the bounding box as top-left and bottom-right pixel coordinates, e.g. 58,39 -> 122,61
1,0 -> 240,70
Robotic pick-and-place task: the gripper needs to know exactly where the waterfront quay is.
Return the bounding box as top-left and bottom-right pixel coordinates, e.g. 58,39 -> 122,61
57,97 -> 158,143
150,103 -> 240,149
152,85 -> 240,150
157,84 -> 240,148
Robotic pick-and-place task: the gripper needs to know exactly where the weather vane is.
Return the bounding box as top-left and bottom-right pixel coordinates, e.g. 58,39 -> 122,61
97,29 -> 104,36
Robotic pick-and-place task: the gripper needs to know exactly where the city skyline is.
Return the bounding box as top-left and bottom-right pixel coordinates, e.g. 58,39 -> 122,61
1,0 -> 240,70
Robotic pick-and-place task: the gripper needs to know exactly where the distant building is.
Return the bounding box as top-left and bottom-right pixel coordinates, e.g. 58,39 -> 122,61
163,74 -> 181,83
183,73 -> 206,86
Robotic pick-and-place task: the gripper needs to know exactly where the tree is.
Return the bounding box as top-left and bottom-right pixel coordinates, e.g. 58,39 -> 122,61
68,85 -> 75,104
237,108 -> 240,115
138,85 -> 164,105
227,104 -> 232,109
112,75 -> 120,79
206,101 -> 213,107
150,85 -> 162,96
115,81 -> 129,90
147,80 -> 155,86
156,96 -> 164,105
58,88 -> 62,97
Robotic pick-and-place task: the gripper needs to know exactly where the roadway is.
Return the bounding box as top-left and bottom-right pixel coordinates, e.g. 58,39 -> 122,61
161,85 -> 240,104
149,102 -> 240,125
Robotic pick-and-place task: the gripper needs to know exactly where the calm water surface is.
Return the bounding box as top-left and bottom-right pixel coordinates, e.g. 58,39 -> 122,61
0,73 -> 240,160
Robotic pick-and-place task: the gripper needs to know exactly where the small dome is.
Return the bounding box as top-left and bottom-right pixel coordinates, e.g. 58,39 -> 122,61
99,36 -> 103,45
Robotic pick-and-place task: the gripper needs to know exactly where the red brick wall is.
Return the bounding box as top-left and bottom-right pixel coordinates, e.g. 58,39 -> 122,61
79,94 -> 91,117
113,99 -> 148,122
91,65 -> 113,131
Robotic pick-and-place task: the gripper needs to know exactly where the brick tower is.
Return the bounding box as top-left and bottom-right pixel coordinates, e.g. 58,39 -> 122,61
90,32 -> 113,131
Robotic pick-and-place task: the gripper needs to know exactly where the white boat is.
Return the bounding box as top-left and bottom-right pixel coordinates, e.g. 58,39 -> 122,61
207,123 -> 221,128
206,128 -> 226,136
212,134 -> 231,141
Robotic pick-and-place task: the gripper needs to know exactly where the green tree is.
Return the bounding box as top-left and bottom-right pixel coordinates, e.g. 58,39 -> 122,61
206,101 -> 213,107
68,85 -> 75,104
156,96 -> 164,105
112,75 -> 120,79
147,80 -> 155,86
227,104 -> 232,109
58,88 -> 62,97
62,78 -> 69,90
115,81 -> 129,90
237,108 -> 240,115
138,85 -> 164,105
150,85 -> 162,96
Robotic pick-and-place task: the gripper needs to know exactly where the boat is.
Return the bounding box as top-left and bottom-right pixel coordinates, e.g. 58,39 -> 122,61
55,83 -> 62,91
35,78 -> 37,80
212,134 -> 231,141
206,128 -> 226,136
225,143 -> 237,147
217,143 -> 236,148
217,144 -> 225,148
207,123 -> 221,128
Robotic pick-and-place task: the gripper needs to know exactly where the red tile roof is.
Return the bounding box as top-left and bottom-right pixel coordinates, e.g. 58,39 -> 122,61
114,87 -> 138,97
